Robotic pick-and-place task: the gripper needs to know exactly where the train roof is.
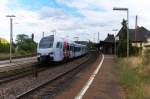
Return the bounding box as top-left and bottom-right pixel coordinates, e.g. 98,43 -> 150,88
41,35 -> 86,47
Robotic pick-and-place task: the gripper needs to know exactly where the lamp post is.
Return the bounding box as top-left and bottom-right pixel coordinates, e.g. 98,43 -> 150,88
74,37 -> 79,41
113,7 -> 129,59
98,32 -> 100,43
6,15 -> 16,63
112,29 -> 118,56
42,32 -> 45,38
51,29 -> 56,35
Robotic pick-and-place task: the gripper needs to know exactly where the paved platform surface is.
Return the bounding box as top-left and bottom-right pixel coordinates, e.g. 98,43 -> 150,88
82,55 -> 125,99
55,55 -> 125,99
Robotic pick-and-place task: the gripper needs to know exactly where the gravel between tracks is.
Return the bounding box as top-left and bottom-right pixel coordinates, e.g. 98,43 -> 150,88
0,54 -> 89,99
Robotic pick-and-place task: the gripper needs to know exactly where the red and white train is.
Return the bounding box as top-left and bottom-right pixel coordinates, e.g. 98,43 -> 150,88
37,35 -> 87,62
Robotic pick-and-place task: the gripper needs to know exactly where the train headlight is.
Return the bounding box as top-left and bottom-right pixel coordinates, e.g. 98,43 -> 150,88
37,53 -> 41,57
49,52 -> 53,56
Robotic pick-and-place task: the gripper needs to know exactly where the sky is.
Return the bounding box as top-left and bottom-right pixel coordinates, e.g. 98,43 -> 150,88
0,0 -> 150,43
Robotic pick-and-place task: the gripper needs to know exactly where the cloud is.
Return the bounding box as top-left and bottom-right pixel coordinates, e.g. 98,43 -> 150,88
1,0 -> 150,43
39,6 -> 68,19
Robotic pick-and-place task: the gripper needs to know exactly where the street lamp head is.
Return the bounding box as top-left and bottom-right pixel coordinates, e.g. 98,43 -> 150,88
112,29 -> 118,31
113,7 -> 128,11
6,15 -> 16,17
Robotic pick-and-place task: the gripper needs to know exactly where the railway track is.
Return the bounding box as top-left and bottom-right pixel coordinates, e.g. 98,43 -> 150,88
16,55 -> 92,99
0,53 -> 93,99
0,62 -> 42,84
0,51 -> 95,84
17,51 -> 96,99
0,61 -> 65,85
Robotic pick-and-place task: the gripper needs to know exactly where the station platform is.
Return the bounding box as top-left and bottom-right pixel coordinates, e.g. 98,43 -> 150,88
55,55 -> 125,99
81,55 -> 125,99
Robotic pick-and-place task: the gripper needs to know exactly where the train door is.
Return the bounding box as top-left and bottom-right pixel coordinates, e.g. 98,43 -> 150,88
70,45 -> 74,58
59,42 -> 64,60
55,42 -> 62,61
63,41 -> 68,60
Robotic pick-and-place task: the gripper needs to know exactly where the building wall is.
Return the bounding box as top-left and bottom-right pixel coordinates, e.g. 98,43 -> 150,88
132,38 -> 150,49
143,38 -> 150,49
132,42 -> 142,47
103,43 -> 114,54
131,38 -> 150,55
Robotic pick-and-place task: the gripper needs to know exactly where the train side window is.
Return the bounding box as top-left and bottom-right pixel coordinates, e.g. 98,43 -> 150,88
67,45 -> 69,50
74,47 -> 76,51
71,46 -> 73,51
60,43 -> 62,48
70,46 -> 72,51
73,46 -> 75,51
56,42 -> 61,48
71,46 -> 74,51
78,47 -> 79,51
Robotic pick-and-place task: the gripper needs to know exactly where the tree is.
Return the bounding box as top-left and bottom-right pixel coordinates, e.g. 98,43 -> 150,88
117,19 -> 139,57
0,42 -> 10,53
0,38 -> 10,53
16,34 -> 28,44
117,19 -> 128,57
16,34 -> 37,54
31,33 -> 34,41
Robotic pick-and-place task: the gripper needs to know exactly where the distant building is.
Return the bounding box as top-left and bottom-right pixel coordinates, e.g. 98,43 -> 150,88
117,26 -> 150,49
0,38 -> 9,45
99,26 -> 150,55
99,34 -> 115,54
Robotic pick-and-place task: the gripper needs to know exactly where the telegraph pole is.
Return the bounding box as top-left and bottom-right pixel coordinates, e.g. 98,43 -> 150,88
42,32 -> 44,38
113,7 -> 129,59
112,29 -> 118,56
6,15 -> 16,63
51,30 -> 56,35
98,32 -> 99,43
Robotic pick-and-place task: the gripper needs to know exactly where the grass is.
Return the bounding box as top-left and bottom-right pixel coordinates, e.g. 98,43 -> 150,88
114,56 -> 150,99
0,52 -> 36,60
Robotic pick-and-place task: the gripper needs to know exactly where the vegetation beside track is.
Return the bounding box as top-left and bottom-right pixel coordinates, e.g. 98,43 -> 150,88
0,53 -> 36,60
0,34 -> 37,60
114,49 -> 150,99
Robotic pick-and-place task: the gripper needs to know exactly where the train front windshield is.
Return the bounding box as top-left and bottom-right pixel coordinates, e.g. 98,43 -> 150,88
39,36 -> 54,48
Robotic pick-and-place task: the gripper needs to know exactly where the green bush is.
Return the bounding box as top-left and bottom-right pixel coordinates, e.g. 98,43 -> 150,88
117,19 -> 140,57
17,50 -> 27,55
0,43 -> 15,53
130,46 -> 140,56
117,43 -> 140,57
0,44 -> 9,53
16,34 -> 37,54
143,49 -> 150,64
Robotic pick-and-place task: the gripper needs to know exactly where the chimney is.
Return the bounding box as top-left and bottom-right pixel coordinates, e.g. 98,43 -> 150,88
135,15 -> 138,29
135,15 -> 138,41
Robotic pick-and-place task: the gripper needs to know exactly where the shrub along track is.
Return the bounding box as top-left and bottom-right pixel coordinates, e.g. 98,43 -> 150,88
17,51 -> 98,99
0,52 -> 95,99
